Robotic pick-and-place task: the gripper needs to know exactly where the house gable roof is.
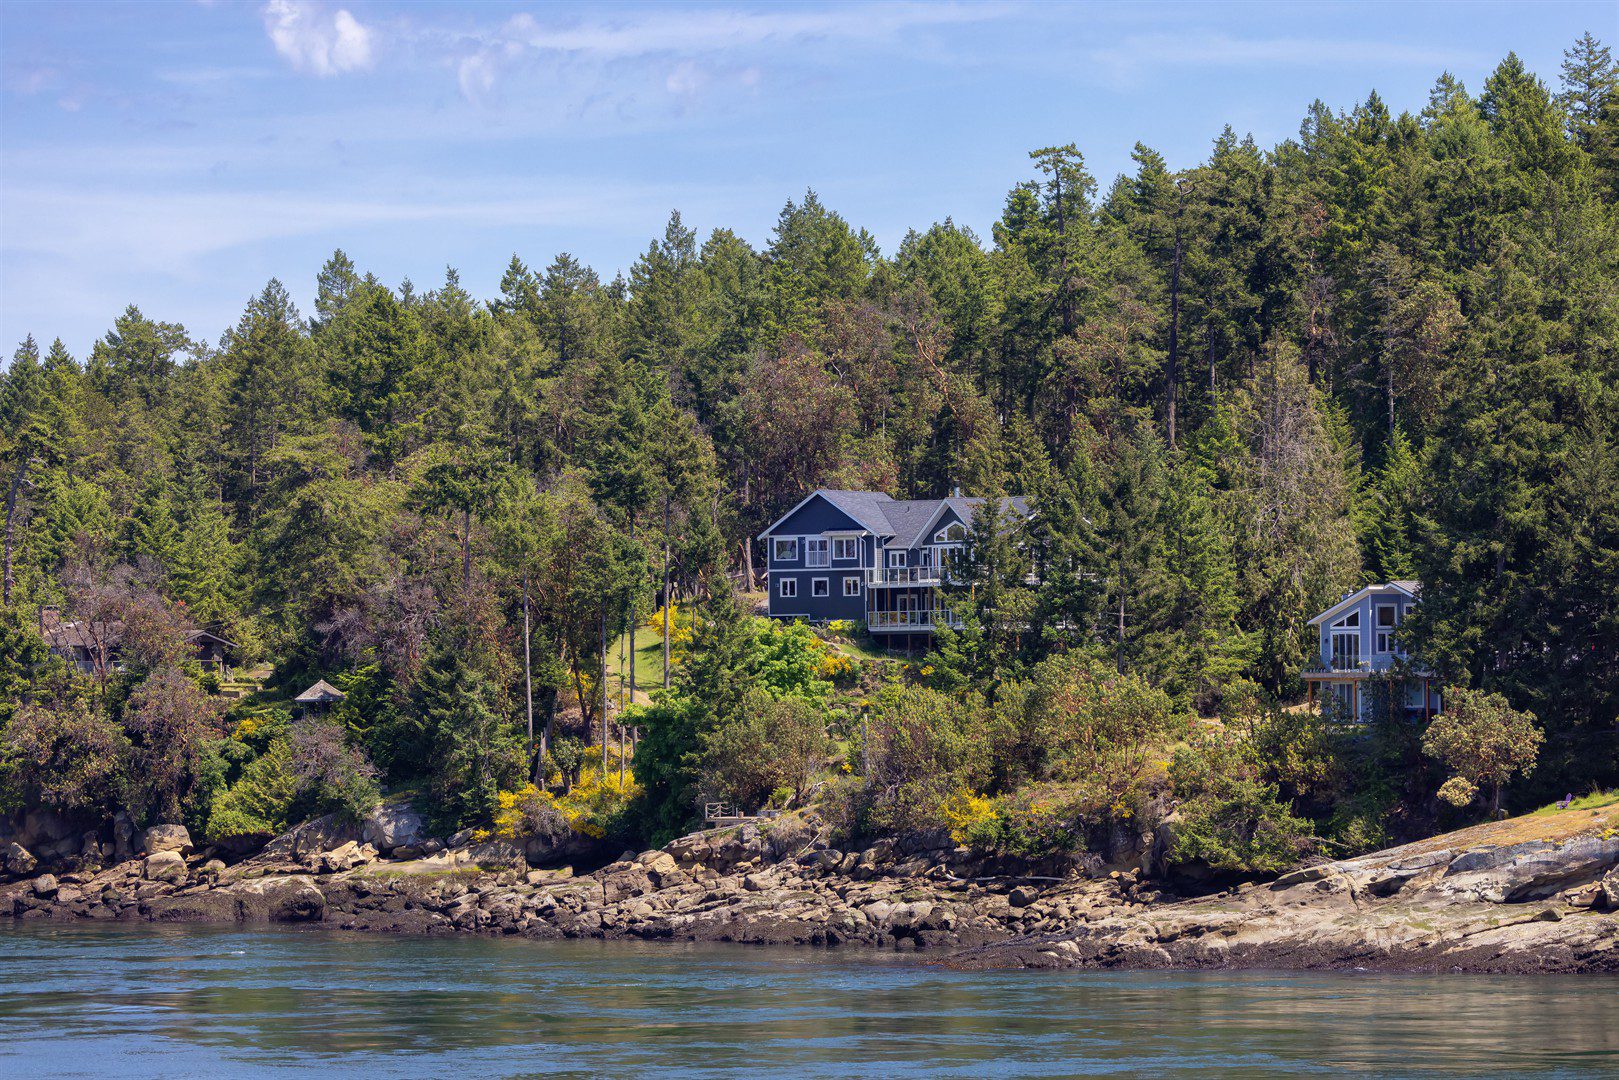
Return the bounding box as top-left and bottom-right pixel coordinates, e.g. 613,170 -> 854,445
1308,581 -> 1422,627
902,495 -> 1032,548
758,490 -> 897,539
760,489 -> 1035,546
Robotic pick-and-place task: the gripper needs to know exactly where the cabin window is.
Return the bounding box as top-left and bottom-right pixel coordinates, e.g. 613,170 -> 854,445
1331,629 -> 1361,669
773,538 -> 798,562
934,523 -> 966,543
1375,604 -> 1398,654
811,577 -> 829,598
832,536 -> 860,561
887,550 -> 907,568
805,538 -> 830,568
778,578 -> 797,599
843,576 -> 861,597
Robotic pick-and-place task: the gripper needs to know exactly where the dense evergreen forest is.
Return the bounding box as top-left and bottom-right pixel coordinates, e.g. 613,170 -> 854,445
1,44 -> 1615,862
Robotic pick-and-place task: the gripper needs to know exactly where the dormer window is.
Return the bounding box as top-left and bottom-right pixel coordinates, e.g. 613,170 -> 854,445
773,538 -> 798,562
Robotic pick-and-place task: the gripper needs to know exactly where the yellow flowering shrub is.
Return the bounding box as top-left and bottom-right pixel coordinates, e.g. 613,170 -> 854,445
493,765 -> 643,843
940,790 -> 999,844
643,605 -> 693,649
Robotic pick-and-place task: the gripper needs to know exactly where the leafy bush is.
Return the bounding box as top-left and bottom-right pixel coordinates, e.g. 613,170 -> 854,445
852,684 -> 992,835
1423,688 -> 1543,815
203,737 -> 298,841
1166,733 -> 1315,874
491,784 -> 573,843
700,691 -> 829,810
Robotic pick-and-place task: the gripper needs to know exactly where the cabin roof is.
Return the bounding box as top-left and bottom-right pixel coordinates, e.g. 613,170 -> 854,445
1308,581 -> 1422,627
294,679 -> 347,704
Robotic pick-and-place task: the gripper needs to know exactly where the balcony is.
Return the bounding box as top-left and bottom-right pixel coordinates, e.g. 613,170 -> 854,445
867,609 -> 963,632
1303,653 -> 1428,677
866,566 -> 946,586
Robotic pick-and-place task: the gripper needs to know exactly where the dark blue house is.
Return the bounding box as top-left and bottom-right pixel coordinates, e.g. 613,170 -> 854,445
758,489 -> 1031,644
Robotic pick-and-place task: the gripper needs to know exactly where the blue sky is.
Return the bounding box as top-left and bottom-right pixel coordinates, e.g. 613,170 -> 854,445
0,1 -> 1608,356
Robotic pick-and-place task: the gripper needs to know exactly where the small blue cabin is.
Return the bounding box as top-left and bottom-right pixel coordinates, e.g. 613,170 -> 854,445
758,489 -> 1030,646
1303,581 -> 1441,721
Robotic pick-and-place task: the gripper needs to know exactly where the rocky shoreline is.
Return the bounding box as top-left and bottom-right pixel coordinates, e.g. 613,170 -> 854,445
4,803 -> 1617,974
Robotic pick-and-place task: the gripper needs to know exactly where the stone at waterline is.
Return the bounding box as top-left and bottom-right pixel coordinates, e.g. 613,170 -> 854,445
30,874 -> 58,898
1,841 -> 36,877
144,850 -> 187,884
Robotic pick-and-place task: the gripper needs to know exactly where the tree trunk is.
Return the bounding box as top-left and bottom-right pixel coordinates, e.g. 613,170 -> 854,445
663,494 -> 672,690
3,458 -> 29,607
628,519 -> 636,708
600,608 -> 609,765
1166,224 -> 1182,447
523,575 -> 536,780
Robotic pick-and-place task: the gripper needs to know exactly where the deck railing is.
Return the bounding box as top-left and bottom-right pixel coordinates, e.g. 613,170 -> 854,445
866,609 -> 963,631
865,566 -> 947,586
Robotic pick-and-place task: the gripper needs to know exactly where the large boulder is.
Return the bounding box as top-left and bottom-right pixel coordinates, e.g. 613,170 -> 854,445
231,877 -> 326,922
1,841 -> 37,878
143,850 -> 187,884
142,824 -> 194,856
21,809 -> 76,850
260,813 -> 363,862
361,802 -> 425,854
317,841 -> 376,874
31,873 -> 58,898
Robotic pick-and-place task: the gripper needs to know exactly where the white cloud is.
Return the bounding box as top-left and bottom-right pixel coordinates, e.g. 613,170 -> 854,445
262,0 -> 374,77
443,2 -> 1009,104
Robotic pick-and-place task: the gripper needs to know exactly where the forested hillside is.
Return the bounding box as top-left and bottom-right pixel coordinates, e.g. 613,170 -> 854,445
1,44 -> 1615,858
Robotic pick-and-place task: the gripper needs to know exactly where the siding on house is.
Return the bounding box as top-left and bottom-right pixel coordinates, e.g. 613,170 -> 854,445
758,489 -> 1031,633
1303,581 -> 1440,720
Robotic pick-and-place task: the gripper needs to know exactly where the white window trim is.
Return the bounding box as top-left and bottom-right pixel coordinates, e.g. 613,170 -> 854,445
843,575 -> 861,597
804,537 -> 831,568
1375,604 -> 1399,654
811,577 -> 829,597
832,536 -> 860,561
773,537 -> 799,562
887,550 -> 907,568
934,523 -> 966,543
778,578 -> 797,598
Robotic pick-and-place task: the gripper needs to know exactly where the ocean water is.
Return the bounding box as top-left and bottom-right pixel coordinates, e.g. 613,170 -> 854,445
0,924 -> 1613,1078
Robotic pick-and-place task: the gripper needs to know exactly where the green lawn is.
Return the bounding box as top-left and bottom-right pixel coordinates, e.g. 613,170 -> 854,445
1531,789 -> 1619,816
605,623 -> 672,707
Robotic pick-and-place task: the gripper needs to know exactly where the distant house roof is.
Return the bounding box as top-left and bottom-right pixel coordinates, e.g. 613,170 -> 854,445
1308,581 -> 1422,627
294,679 -> 346,704
187,629 -> 239,649
759,489 -> 1032,543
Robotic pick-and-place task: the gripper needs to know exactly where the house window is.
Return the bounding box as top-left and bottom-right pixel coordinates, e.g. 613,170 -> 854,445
832,536 -> 860,561
1330,610 -> 1361,670
811,577 -> 829,597
805,537 -> 830,568
778,578 -> 797,598
887,550 -> 907,568
773,538 -> 798,562
843,576 -> 861,597
935,523 -> 966,543
1375,604 -> 1398,654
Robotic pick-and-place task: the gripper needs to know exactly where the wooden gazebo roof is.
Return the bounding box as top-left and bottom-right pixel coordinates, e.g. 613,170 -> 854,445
294,679 -> 346,704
